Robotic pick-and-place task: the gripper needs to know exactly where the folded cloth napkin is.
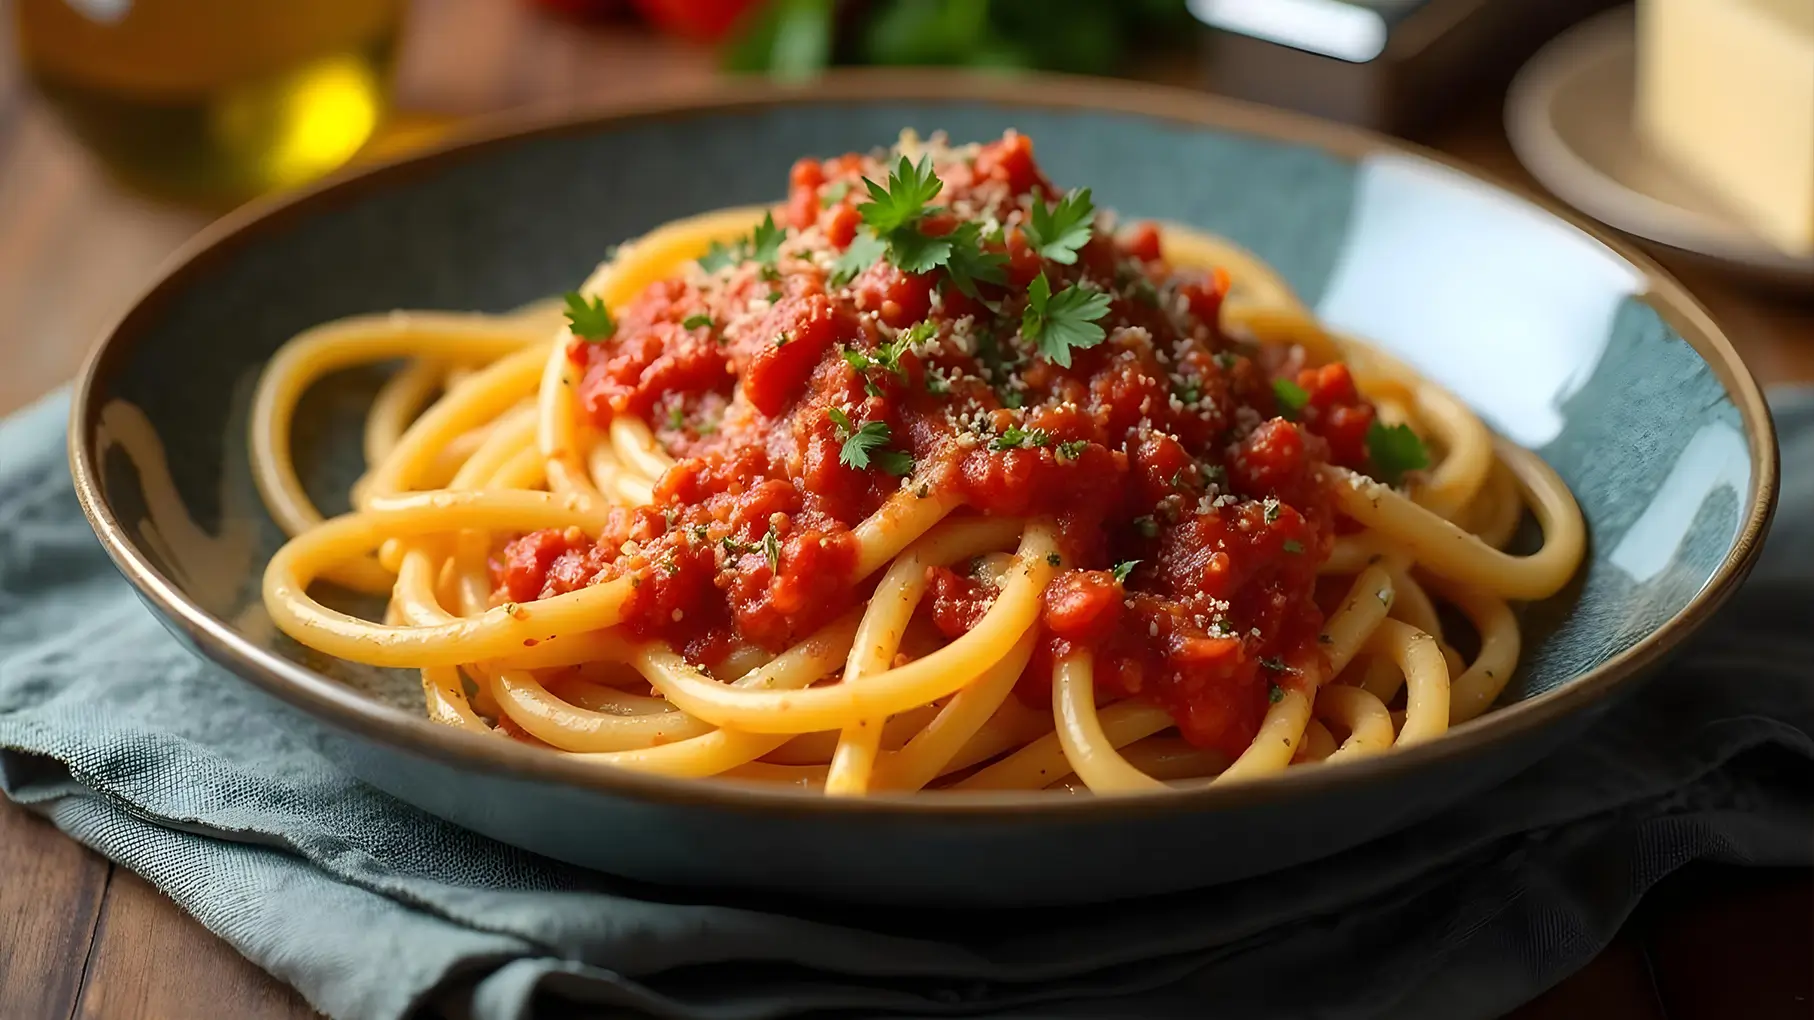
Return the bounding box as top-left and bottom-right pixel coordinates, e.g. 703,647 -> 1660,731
2,387 -> 1811,1020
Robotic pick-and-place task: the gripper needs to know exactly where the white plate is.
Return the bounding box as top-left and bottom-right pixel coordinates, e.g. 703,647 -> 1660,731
1505,6 -> 1814,290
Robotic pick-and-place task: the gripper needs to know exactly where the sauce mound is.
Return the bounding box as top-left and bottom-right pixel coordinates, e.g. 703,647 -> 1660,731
495,133 -> 1383,758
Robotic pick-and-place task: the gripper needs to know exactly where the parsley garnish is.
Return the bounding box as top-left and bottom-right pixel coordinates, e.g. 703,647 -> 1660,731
1214,351 -> 1238,371
667,405 -> 685,431
843,155 -> 955,276
1260,657 -> 1287,672
762,528 -> 781,572
1264,500 -> 1281,523
1272,377 -> 1309,418
1268,683 -> 1285,704
698,240 -> 743,274
563,292 -> 615,342
1046,552 -> 1063,567
858,155 -> 943,234
681,314 -> 713,330
990,426 -> 1049,451
874,448 -> 915,477
819,180 -> 850,208
942,221 -> 1009,299
1056,440 -> 1088,461
1174,378 -> 1202,405
886,229 -> 952,275
750,213 -> 785,267
1282,539 -> 1304,555
1024,188 -> 1095,265
1133,516 -> 1159,538
1021,272 -> 1111,368
1110,559 -> 1139,584
829,231 -> 887,287
697,213 -> 785,274
843,323 -> 925,384
1366,421 -> 1430,486
828,408 -> 913,475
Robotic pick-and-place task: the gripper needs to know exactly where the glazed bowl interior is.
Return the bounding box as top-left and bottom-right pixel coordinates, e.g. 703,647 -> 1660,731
73,78 -> 1773,831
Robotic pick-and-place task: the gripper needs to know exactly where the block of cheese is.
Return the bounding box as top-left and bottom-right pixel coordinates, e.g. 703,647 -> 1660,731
1635,0 -> 1814,255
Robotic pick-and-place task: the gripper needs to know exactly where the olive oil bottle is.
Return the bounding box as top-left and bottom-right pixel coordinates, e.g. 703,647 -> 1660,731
15,0 -> 404,204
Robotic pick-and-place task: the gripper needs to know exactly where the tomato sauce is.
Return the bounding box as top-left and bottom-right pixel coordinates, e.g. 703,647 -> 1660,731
495,132 -> 1383,758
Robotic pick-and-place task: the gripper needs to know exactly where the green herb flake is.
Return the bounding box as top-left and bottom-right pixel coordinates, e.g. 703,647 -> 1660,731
1134,516 -> 1160,539
681,314 -> 713,330
1260,657 -> 1287,672
750,212 -> 785,267
1021,272 -> 1112,368
1046,552 -> 1063,567
762,528 -> 781,572
1282,539 -> 1304,555
942,221 -> 1009,299
666,405 -> 685,431
1268,683 -> 1285,704
1111,559 -> 1139,584
1056,439 -> 1089,462
857,154 -> 944,235
1366,421 -> 1431,487
563,292 -> 616,342
1023,188 -> 1095,265
829,231 -> 887,287
1272,378 -> 1309,418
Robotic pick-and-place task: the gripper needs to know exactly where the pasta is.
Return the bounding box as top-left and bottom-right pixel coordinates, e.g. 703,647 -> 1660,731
256,131 -> 1585,797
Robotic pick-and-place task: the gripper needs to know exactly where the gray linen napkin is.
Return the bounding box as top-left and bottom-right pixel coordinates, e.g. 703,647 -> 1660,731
2,386 -> 1810,1020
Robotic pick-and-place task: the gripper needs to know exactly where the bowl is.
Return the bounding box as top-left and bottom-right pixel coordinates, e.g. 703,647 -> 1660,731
69,73 -> 1777,906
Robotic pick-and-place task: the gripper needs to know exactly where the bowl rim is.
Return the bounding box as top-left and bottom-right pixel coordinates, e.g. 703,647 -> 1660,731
67,69 -> 1780,820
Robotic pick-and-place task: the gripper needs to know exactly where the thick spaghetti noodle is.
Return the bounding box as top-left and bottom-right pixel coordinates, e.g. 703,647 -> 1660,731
256,131 -> 1584,796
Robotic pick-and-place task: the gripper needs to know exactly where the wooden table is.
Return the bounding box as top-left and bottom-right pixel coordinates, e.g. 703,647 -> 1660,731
1,2 -> 1809,1017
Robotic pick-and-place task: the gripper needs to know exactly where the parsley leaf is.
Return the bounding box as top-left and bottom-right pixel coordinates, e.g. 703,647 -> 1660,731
1046,552 -> 1063,566
1021,272 -> 1111,368
1268,683 -> 1285,704
829,409 -> 896,472
1260,656 -> 1287,672
830,231 -> 887,287
697,240 -> 744,274
1272,377 -> 1309,418
563,292 -> 616,342
942,221 -> 1009,299
750,212 -> 785,266
1282,539 -> 1304,555
762,528 -> 781,572
1055,439 -> 1088,461
875,448 -> 916,477
1133,515 -> 1159,538
1110,559 -> 1139,584
667,405 -> 685,431
819,180 -> 850,208
681,314 -> 713,330
1366,421 -> 1430,486
887,229 -> 953,275
1024,188 -> 1095,265
858,155 -> 943,234
990,426 -> 1050,451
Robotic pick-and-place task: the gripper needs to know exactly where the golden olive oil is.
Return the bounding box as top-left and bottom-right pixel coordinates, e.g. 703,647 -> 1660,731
16,0 -> 403,204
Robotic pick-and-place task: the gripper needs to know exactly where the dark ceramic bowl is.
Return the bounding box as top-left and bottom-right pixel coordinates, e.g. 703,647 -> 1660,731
70,75 -> 1776,906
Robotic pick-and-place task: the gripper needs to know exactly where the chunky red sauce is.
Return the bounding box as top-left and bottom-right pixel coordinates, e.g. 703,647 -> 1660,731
494,133 -> 1385,759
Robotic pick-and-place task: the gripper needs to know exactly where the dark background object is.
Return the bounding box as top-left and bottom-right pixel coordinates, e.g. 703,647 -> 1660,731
1191,0 -> 1627,137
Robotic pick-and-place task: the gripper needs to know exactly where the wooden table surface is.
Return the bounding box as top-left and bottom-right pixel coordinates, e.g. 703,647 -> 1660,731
1,2 -> 1809,1018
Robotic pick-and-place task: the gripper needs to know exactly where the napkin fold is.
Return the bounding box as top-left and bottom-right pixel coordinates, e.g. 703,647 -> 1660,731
2,387 -> 1810,1020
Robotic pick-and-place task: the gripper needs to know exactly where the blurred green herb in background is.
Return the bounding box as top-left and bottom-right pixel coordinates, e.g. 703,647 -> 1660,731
725,0 -> 1191,81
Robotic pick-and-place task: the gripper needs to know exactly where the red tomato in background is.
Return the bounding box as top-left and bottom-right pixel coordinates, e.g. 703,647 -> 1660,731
631,0 -> 765,40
